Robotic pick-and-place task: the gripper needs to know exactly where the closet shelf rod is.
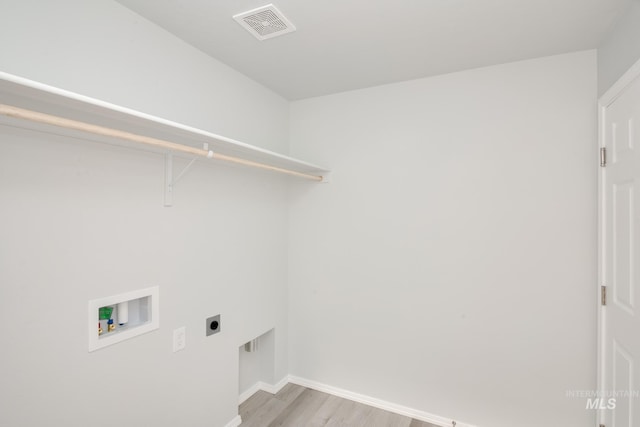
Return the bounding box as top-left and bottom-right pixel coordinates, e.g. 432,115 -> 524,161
0,104 -> 323,182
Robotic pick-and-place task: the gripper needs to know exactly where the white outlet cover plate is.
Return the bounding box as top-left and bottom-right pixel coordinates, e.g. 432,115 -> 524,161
173,327 -> 186,352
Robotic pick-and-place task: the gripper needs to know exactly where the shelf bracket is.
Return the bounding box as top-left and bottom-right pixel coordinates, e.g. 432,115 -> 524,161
164,144 -> 209,207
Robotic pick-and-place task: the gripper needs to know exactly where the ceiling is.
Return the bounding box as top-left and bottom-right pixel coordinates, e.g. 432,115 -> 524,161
115,0 -> 629,100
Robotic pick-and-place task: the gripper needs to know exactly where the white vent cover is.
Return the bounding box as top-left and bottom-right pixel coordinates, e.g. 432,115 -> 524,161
233,4 -> 296,41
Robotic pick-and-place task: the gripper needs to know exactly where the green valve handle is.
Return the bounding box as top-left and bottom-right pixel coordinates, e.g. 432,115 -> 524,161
99,306 -> 113,320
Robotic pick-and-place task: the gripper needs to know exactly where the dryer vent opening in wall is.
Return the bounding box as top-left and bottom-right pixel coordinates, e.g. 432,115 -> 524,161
233,4 -> 296,41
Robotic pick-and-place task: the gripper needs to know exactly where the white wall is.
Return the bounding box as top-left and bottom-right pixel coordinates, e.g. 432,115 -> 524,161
0,1 -> 289,427
598,0 -> 640,95
0,0 -> 288,153
288,51 -> 597,427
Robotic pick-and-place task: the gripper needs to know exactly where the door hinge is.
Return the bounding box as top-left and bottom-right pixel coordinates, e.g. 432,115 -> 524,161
601,285 -> 607,306
600,147 -> 607,167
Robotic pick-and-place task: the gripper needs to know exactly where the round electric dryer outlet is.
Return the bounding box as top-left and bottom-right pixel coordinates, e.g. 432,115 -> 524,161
206,314 -> 221,336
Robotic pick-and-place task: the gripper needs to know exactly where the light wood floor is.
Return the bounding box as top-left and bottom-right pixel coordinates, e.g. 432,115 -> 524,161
239,383 -> 438,427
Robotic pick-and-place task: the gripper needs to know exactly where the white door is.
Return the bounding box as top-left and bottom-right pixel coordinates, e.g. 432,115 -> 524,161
600,67 -> 640,427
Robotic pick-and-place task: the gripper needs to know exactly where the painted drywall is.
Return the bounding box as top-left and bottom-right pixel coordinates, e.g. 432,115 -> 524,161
0,0 -> 288,153
0,1 -> 289,427
598,0 -> 640,95
288,51 -> 597,427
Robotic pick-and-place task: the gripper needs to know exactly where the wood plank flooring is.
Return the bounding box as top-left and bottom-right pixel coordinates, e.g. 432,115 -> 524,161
239,384 -> 438,427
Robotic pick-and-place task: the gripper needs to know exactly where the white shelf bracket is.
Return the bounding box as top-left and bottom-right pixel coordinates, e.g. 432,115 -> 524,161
164,143 -> 209,207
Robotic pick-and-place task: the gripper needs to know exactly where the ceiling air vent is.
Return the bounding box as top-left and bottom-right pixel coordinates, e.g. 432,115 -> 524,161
233,4 -> 296,41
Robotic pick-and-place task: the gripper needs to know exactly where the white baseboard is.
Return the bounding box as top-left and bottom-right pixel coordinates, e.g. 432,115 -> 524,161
238,376 -> 290,404
265,376 -> 289,394
238,382 -> 263,405
287,375 -> 477,427
222,414 -> 241,427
